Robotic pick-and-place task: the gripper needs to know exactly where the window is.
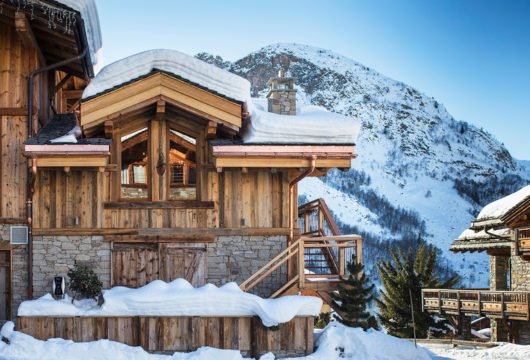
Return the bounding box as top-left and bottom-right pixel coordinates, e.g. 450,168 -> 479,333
168,128 -> 196,200
120,127 -> 148,199
117,125 -> 198,201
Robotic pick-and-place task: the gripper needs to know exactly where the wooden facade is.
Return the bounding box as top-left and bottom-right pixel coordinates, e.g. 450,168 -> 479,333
17,315 -> 314,357
0,2 -> 361,356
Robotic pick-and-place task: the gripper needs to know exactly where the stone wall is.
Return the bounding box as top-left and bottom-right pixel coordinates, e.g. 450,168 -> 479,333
510,246 -> 530,291
489,254 -> 509,290
267,90 -> 296,115
32,235 -> 111,300
519,320 -> 530,345
208,235 -> 287,297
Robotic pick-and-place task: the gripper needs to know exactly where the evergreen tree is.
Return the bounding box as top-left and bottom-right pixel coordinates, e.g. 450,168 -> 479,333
331,258 -> 378,330
375,244 -> 459,338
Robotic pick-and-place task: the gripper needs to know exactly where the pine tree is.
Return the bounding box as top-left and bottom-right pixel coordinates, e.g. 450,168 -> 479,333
331,258 -> 378,330
375,244 -> 459,338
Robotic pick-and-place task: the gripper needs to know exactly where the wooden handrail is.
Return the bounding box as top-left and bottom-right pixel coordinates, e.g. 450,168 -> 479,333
239,239 -> 300,292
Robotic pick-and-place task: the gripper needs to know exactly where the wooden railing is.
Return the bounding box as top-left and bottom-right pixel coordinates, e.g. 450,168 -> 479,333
298,198 -> 342,275
240,236 -> 362,298
422,289 -> 530,321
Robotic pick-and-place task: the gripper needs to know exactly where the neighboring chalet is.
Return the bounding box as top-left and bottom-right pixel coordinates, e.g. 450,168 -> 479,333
423,185 -> 530,344
0,1 -> 362,325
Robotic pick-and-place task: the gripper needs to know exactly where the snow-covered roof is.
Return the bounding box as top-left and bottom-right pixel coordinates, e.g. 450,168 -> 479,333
56,0 -> 103,74
475,185 -> 530,222
17,279 -> 321,327
455,227 -> 511,241
82,49 -> 251,102
242,100 -> 361,144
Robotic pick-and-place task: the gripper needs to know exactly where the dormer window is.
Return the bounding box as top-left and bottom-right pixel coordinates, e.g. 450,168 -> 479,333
118,123 -> 198,201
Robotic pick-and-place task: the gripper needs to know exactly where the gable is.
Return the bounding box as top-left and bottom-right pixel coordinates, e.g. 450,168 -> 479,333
80,72 -> 243,134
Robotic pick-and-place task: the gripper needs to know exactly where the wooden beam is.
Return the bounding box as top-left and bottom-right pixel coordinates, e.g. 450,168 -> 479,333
214,157 -> 352,169
106,234 -> 215,243
15,13 -> 45,65
0,107 -> 28,116
104,121 -> 114,139
35,156 -> 108,167
103,200 -> 215,209
206,121 -> 217,139
32,227 -> 300,237
156,100 -> 166,113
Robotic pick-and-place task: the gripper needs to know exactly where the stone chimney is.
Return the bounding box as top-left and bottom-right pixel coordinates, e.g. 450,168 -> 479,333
266,70 -> 296,115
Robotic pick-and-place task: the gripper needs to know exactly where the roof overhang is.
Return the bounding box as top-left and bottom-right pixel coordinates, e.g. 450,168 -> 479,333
211,144 -> 356,169
24,144 -> 110,168
80,72 -> 243,133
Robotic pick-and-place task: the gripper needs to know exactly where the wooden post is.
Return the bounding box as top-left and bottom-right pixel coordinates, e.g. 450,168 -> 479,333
478,291 -> 482,317
501,292 -> 505,319
438,291 -> 442,314
339,247 -> 345,276
457,291 -> 461,316
298,239 -> 305,286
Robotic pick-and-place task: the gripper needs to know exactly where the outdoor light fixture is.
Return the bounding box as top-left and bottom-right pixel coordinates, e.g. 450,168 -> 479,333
52,276 -> 66,299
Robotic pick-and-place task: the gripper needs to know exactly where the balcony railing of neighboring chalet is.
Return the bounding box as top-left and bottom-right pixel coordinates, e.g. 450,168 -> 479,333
422,289 -> 530,321
239,198 -> 362,298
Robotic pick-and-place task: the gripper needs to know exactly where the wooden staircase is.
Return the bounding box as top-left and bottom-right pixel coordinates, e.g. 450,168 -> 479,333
240,198 -> 362,312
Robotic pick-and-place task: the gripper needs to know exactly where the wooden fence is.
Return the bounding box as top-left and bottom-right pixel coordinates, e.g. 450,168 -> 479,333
17,315 -> 314,357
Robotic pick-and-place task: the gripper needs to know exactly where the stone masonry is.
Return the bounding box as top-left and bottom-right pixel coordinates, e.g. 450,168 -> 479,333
266,70 -> 297,116
208,235 -> 287,297
31,235 -> 111,300
510,245 -> 530,291
489,254 -> 509,290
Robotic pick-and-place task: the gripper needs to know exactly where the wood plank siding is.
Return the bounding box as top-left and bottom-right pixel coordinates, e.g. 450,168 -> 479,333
0,21 -> 40,219
17,315 -> 314,357
32,168 -> 290,231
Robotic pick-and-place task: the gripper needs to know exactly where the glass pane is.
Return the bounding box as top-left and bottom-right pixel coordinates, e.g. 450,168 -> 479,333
171,165 -> 184,184
169,128 -> 197,200
121,127 -> 148,199
188,166 -> 196,185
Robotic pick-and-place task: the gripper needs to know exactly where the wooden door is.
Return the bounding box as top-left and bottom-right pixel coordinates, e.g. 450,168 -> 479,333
112,243 -> 206,287
0,250 -> 11,321
159,244 -> 206,287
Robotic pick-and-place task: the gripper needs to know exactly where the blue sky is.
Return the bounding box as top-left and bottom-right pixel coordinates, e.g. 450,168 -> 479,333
95,0 -> 529,160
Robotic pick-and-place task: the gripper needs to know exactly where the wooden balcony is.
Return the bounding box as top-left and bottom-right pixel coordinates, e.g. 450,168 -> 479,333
516,227 -> 530,256
422,289 -> 530,321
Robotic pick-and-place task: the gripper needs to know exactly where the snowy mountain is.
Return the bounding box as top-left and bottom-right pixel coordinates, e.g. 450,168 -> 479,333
197,43 -> 529,286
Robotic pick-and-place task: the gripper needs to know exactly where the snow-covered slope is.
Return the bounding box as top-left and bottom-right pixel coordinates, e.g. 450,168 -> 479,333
197,43 -> 529,286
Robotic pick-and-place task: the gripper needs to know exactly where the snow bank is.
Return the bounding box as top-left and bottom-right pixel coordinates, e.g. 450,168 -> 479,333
17,279 -> 321,327
82,49 -> 250,102
423,342 -> 530,360
56,1 -> 103,74
0,322 -> 243,360
242,100 -> 361,144
456,227 -> 510,241
476,185 -> 530,221
282,322 -> 432,360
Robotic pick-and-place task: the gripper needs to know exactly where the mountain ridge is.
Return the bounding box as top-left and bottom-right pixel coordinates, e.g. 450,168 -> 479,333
197,43 -> 529,286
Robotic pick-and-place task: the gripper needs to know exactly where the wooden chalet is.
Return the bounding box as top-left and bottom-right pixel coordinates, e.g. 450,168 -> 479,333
422,185 -> 530,344
0,5 -> 363,353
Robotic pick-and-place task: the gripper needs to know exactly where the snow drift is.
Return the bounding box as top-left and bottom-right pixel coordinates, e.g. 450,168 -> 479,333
17,279 -> 322,327
243,100 -> 361,144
